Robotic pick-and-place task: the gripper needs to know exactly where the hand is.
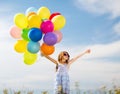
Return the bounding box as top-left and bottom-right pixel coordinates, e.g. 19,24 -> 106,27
85,49 -> 91,54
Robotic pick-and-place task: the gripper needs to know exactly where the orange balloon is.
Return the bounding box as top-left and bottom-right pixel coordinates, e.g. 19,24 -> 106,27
27,12 -> 37,19
40,43 -> 55,55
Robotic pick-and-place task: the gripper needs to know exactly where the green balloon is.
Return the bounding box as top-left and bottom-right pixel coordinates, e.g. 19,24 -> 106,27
22,28 -> 30,41
23,51 -> 37,65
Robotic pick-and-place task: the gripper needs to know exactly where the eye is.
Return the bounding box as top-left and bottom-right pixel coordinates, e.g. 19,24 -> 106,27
63,53 -> 67,56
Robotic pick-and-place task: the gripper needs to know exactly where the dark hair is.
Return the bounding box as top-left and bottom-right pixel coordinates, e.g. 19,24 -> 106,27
56,51 -> 70,72
56,64 -> 58,72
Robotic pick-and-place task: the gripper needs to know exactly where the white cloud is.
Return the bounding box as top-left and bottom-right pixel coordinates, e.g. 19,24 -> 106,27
113,22 -> 120,35
2,74 -> 50,84
69,60 -> 120,89
82,40 -> 120,59
75,0 -> 120,18
62,40 -> 120,60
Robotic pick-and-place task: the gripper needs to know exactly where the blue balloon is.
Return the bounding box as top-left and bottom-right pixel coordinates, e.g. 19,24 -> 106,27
43,32 -> 57,45
29,28 -> 42,42
26,7 -> 37,15
27,41 -> 40,53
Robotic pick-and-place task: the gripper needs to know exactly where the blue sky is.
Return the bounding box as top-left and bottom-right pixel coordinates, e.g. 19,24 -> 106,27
0,0 -> 120,91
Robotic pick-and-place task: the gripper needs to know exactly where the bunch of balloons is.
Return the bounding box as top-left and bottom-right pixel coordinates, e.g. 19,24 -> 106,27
10,6 -> 66,65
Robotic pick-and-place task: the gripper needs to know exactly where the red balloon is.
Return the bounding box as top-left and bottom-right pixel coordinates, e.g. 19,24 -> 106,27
49,12 -> 61,20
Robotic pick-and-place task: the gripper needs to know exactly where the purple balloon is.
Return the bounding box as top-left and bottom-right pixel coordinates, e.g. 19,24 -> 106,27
43,32 -> 57,45
41,20 -> 54,34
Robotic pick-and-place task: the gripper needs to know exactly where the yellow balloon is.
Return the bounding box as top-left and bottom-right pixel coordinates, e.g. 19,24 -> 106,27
14,40 -> 28,53
28,14 -> 42,28
23,51 -> 37,65
37,6 -> 50,19
14,13 -> 28,29
52,15 -> 66,30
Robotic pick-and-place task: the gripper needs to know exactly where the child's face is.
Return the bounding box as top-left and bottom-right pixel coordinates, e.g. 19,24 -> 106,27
62,52 -> 70,60
58,51 -> 70,63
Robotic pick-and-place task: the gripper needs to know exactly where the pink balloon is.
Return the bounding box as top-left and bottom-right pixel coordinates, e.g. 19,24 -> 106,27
40,20 -> 54,34
10,25 -> 21,39
53,31 -> 63,43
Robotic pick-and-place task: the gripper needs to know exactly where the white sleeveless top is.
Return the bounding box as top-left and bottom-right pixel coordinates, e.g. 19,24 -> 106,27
57,63 -> 69,73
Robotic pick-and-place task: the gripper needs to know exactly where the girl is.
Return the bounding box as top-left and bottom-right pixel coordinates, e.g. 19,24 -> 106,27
42,49 -> 91,94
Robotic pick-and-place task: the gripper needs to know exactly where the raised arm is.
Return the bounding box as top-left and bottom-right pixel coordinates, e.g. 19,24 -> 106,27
41,53 -> 58,65
68,49 -> 91,65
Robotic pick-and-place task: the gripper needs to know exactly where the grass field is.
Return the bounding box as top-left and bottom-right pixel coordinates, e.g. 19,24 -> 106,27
1,86 -> 120,94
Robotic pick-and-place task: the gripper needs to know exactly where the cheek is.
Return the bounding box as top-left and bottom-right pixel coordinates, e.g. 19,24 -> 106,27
61,56 -> 64,60
62,55 -> 69,60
